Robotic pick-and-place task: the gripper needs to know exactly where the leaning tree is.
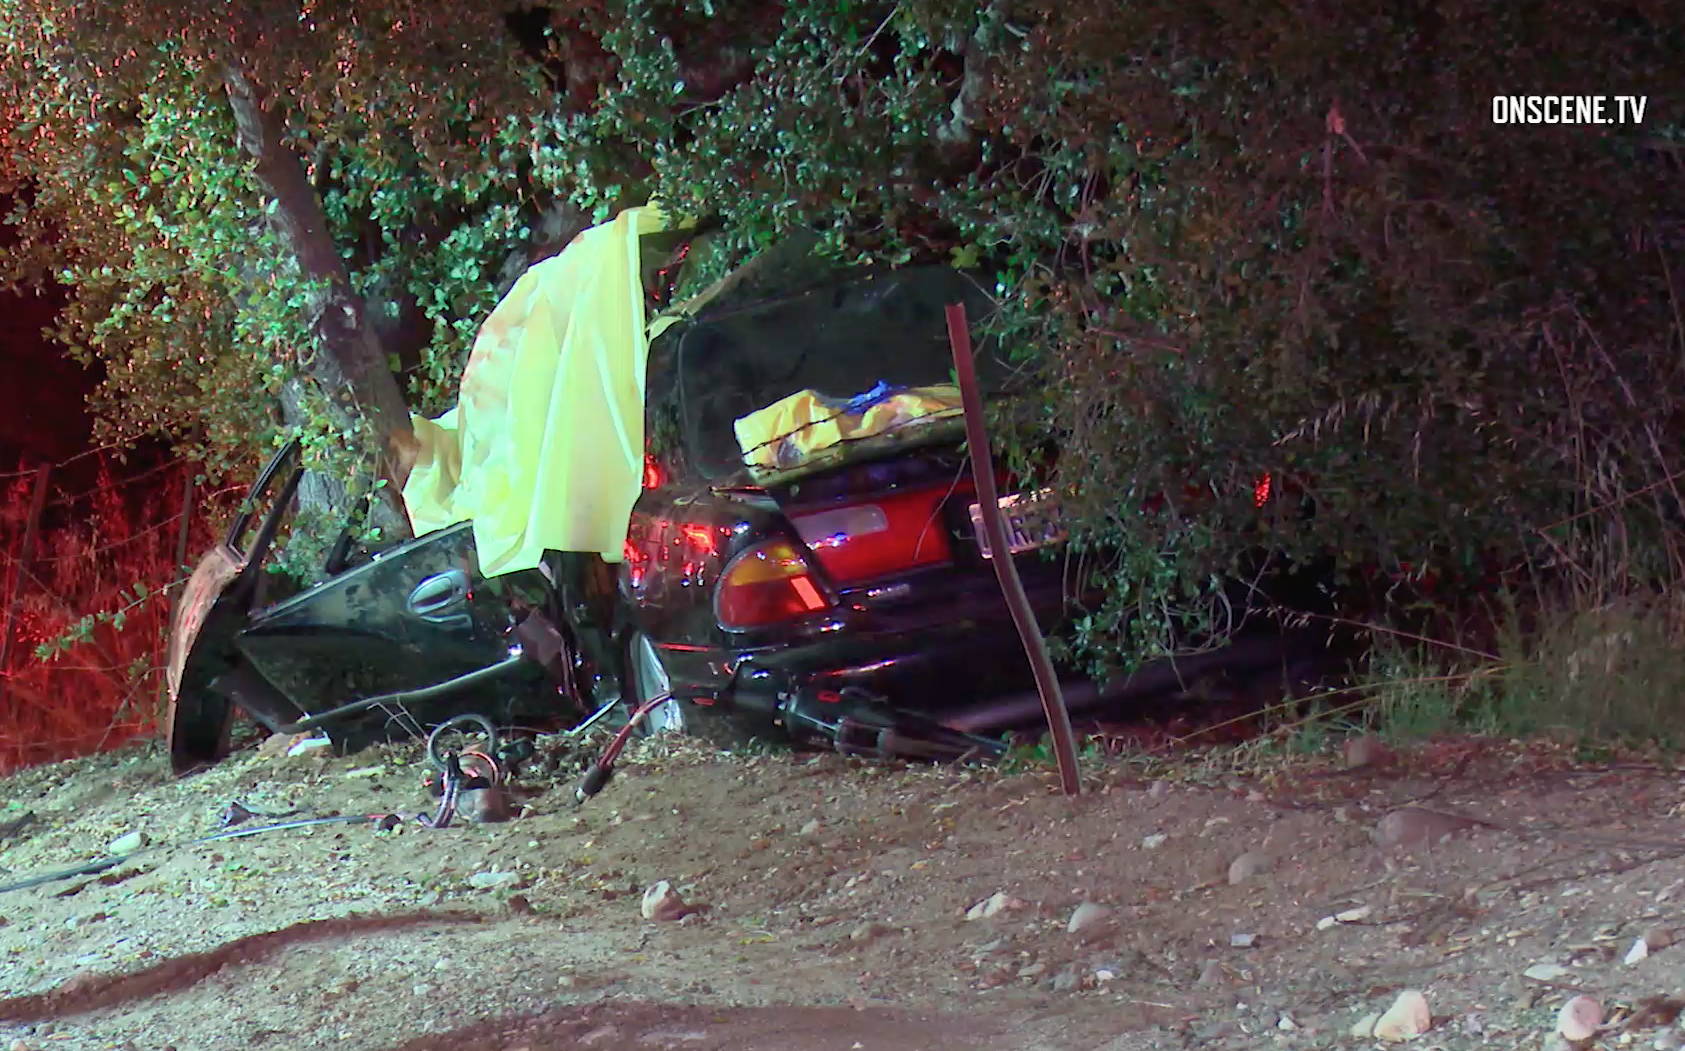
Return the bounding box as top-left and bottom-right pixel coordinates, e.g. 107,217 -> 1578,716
0,2 -> 570,552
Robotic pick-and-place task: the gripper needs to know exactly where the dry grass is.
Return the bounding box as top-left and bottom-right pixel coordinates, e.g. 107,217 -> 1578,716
1357,588 -> 1685,749
0,457 -> 239,772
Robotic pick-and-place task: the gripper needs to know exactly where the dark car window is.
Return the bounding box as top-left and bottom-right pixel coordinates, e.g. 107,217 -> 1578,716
670,267 -> 1002,481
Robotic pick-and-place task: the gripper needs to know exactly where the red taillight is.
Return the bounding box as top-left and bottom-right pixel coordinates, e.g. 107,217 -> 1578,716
715,538 -> 833,629
643,455 -> 663,489
789,487 -> 955,584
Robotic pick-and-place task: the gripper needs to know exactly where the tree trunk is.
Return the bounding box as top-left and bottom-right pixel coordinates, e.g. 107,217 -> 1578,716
277,377 -> 409,543
223,65 -> 418,537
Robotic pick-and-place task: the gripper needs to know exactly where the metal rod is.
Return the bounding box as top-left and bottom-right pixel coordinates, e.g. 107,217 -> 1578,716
944,303 -> 1081,795
173,464 -> 196,570
0,814 -> 380,895
158,463 -> 199,717
563,695 -> 624,737
280,652 -> 527,733
194,813 -> 369,843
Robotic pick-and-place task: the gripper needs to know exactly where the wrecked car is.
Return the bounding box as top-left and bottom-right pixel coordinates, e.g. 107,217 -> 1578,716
165,229 -> 1311,776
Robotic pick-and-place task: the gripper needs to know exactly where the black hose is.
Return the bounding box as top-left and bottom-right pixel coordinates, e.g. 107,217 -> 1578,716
573,692 -> 670,804
426,712 -> 500,772
0,857 -> 126,894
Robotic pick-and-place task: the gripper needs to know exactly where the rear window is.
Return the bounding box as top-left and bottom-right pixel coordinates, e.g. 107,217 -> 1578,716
668,267 -> 1002,481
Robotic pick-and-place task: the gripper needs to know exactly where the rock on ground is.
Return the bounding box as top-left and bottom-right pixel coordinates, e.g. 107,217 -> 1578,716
1557,996 -> 1602,1042
641,880 -> 688,921
1227,850 -> 1272,884
1373,990 -> 1432,1042
1373,807 -> 1482,848
1066,902 -> 1112,934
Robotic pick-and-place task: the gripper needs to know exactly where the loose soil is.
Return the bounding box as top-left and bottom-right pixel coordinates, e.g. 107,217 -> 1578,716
1,730 -> 1683,1051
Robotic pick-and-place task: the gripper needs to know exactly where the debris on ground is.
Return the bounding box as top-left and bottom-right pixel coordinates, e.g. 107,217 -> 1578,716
965,891 -> 1025,921
0,733 -> 1682,1051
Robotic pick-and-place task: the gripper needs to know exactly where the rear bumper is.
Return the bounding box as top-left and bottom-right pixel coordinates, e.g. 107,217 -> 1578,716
647,615 -> 1032,762
746,616 -> 1043,703
646,562 -> 1322,743
651,569 -> 1073,720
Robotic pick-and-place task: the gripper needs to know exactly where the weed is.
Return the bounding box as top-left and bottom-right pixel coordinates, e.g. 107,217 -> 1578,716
1343,588 -> 1685,750
1492,591 -> 1685,746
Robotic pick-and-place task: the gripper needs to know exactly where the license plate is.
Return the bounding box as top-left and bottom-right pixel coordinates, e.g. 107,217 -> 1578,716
968,488 -> 1064,559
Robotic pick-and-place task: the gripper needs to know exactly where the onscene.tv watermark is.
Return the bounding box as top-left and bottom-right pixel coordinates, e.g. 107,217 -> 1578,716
1491,95 -> 1648,124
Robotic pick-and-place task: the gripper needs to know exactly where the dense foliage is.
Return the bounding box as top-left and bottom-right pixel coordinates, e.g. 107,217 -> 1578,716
2,0 -> 1681,670
0,3 -> 551,509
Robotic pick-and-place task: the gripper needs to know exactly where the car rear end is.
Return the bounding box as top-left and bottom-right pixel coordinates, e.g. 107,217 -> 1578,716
621,262 -> 1083,751
623,455 -> 1076,756
751,449 -> 1072,702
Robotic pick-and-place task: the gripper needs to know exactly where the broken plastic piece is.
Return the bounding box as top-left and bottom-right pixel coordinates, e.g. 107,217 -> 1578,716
286,735 -> 333,757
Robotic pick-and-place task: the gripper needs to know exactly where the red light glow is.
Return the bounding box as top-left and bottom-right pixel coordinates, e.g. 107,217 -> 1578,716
680,523 -> 717,555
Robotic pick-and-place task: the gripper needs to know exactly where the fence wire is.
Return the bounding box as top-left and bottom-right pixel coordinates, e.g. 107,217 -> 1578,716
0,450 -> 238,771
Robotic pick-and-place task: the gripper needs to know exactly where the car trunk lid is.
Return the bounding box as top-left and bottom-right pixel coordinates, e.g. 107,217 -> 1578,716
768,448 -> 1063,589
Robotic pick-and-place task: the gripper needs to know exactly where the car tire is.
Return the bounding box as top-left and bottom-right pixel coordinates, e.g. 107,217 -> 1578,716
165,680 -> 235,774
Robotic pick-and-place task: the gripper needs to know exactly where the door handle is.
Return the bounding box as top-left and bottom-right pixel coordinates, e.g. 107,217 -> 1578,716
408,569 -> 470,623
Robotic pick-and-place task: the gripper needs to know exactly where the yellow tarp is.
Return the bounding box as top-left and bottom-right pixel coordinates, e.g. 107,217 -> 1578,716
734,385 -> 965,475
402,204 -> 672,574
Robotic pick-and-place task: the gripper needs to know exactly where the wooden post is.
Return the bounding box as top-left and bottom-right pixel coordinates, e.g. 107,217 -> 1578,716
0,463 -> 53,710
944,304 -> 1081,796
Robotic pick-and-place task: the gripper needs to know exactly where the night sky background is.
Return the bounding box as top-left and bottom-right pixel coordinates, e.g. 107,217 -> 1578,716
0,282 -> 92,469
0,194 -> 96,471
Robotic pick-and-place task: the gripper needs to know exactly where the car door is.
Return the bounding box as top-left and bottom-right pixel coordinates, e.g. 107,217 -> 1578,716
232,517 -> 542,721
164,439 -> 309,771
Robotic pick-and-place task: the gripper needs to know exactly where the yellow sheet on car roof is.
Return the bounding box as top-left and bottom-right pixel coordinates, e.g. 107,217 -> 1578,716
401,204 -> 676,576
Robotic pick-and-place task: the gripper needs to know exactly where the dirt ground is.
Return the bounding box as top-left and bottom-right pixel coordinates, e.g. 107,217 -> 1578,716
1,728 -> 1683,1051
